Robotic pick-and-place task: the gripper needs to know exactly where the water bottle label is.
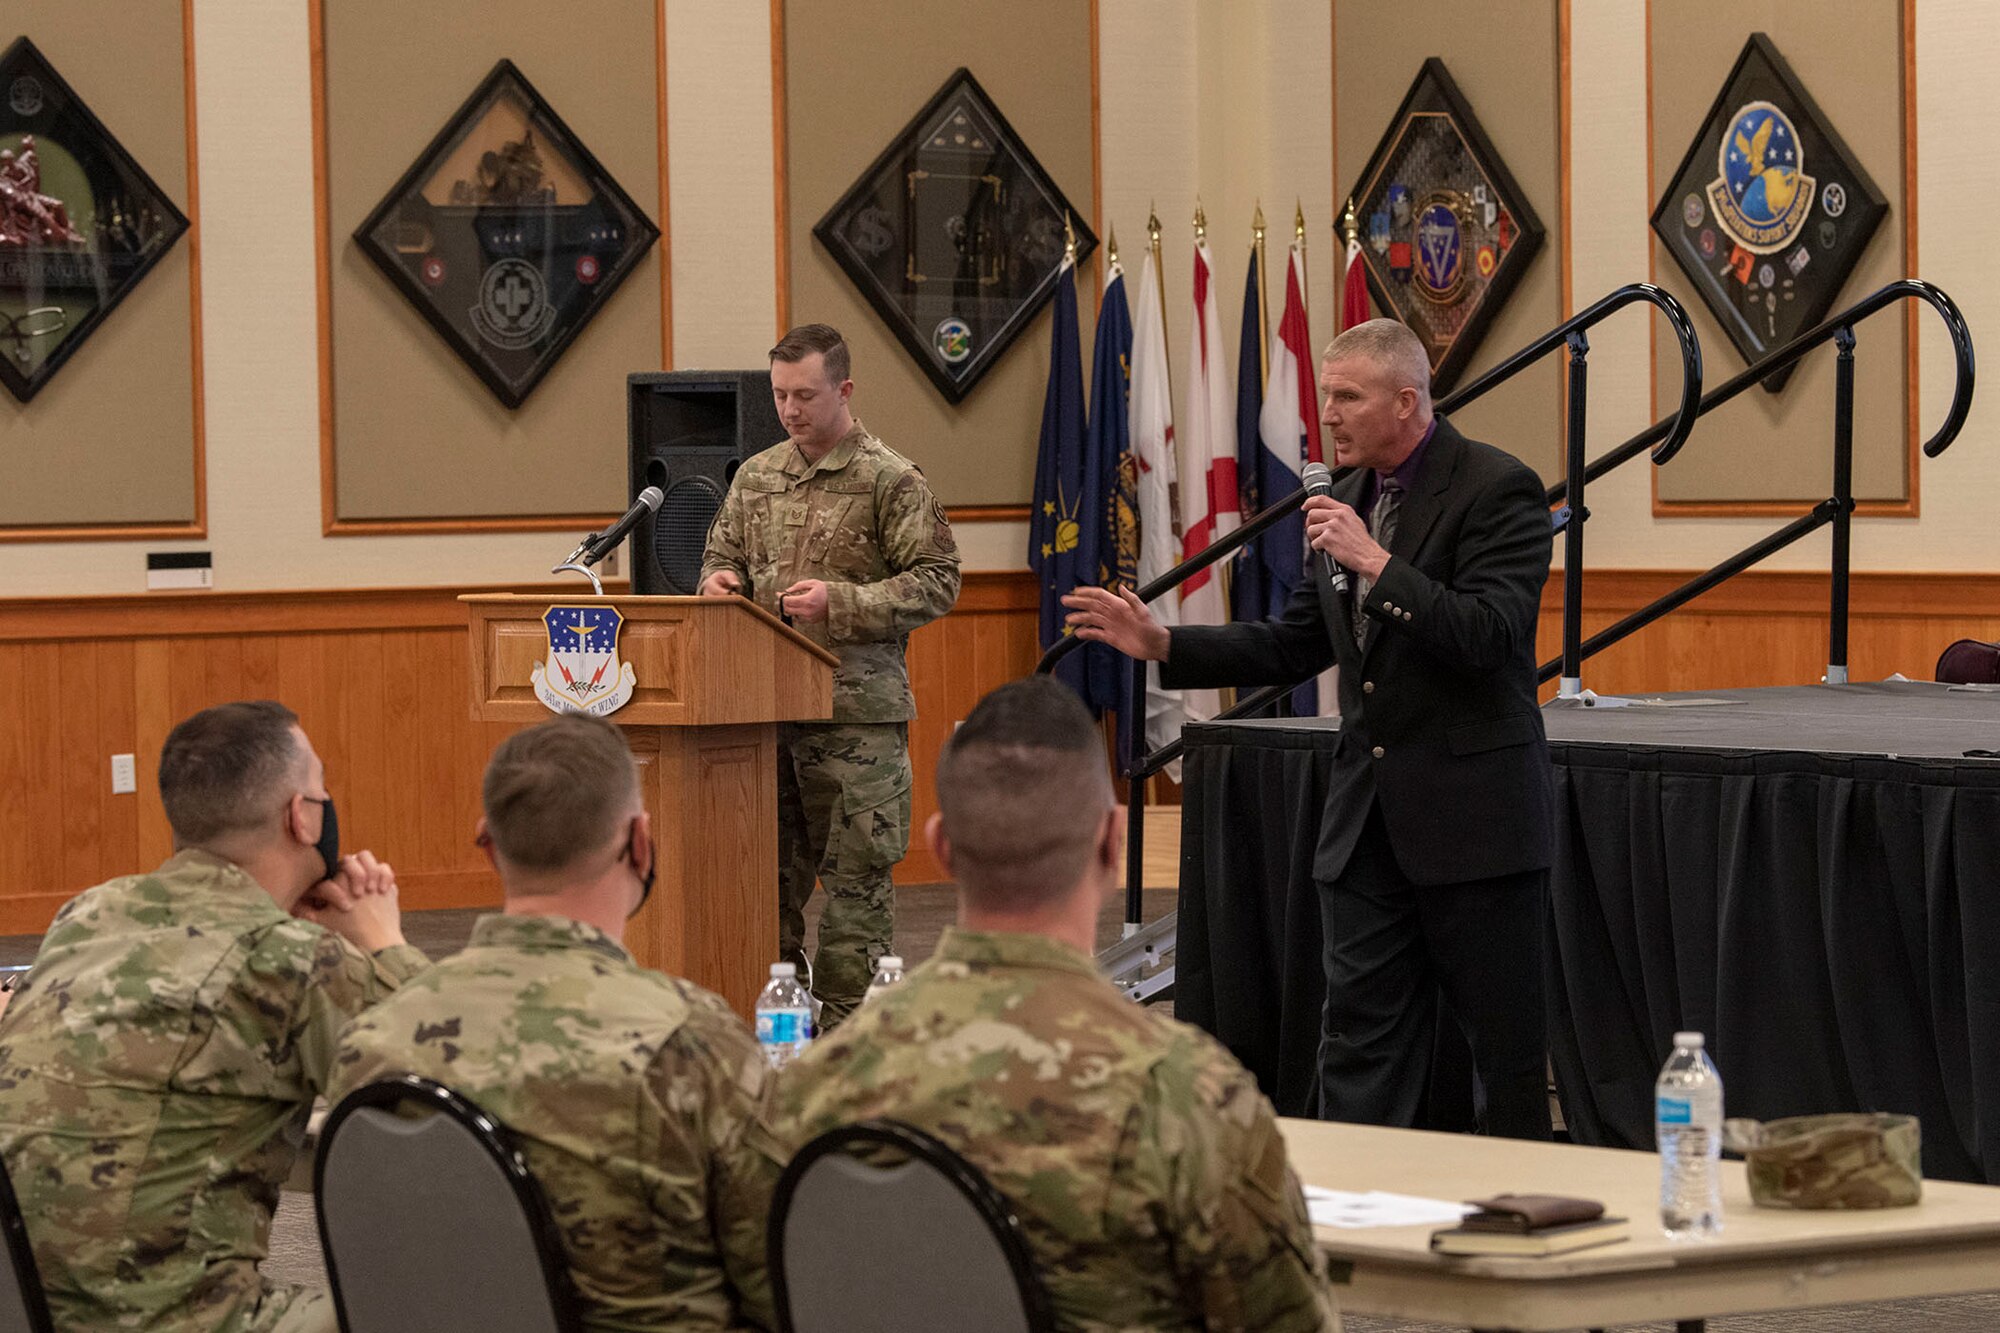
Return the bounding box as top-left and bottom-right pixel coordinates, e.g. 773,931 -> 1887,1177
757,1011 -> 804,1045
1657,1095 -> 1693,1125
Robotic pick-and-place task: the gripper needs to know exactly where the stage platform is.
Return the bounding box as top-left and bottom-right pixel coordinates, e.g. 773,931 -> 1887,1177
1176,682 -> 2000,1181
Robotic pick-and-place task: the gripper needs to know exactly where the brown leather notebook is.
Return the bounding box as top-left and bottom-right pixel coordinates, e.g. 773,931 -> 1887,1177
1458,1193 -> 1606,1233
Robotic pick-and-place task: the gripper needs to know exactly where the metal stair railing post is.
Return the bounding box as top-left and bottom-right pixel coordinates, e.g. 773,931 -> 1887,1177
1828,325 -> 1858,685
1560,328 -> 1590,700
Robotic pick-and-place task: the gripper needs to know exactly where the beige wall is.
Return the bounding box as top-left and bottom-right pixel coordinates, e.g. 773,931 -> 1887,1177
2,0 -> 1996,600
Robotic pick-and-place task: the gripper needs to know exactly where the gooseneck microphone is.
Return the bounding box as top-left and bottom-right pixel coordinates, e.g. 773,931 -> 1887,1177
1300,462 -> 1349,594
578,485 -> 664,567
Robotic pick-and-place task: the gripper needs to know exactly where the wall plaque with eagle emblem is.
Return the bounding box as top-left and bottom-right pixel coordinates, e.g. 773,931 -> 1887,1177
1652,33 -> 1886,394
353,60 -> 658,409
813,67 -> 1094,404
0,37 -> 189,404
1342,59 -> 1544,395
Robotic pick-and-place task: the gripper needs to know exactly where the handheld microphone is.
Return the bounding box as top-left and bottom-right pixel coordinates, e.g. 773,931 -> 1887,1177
1300,462 -> 1348,594
578,486 -> 664,567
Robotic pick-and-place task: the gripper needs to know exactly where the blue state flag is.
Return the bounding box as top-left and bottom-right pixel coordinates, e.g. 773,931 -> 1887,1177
1087,265 -> 1139,768
1030,258 -> 1094,702
1232,246 -> 1269,622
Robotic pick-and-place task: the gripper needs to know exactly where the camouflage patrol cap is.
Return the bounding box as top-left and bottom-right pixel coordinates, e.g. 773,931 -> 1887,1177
1723,1112 -> 1921,1209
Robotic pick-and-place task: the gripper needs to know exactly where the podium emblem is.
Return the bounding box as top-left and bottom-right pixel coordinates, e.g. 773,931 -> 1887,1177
531,605 -> 636,717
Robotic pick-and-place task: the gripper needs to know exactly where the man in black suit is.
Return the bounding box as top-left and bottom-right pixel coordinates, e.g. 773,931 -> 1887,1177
1063,318 -> 1554,1139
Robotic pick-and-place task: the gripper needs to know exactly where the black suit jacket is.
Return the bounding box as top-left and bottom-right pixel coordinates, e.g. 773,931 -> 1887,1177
1161,418 -> 1554,885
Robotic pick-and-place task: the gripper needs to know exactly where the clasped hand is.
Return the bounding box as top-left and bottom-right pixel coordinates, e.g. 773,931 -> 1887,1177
1303,495 -> 1390,582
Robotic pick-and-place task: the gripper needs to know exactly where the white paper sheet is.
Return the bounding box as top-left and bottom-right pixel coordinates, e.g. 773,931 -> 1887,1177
1303,1186 -> 1476,1230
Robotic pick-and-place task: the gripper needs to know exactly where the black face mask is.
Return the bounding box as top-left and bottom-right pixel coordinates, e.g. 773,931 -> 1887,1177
304,796 -> 340,882
620,827 -> 655,918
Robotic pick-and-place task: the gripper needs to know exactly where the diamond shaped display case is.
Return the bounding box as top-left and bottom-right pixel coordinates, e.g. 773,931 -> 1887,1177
353,59 -> 659,409
1343,58 -> 1545,396
813,67 -> 1095,404
0,36 -> 190,404
1651,33 -> 1887,395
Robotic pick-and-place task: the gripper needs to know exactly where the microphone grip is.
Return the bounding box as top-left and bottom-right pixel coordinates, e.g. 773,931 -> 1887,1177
1318,548 -> 1349,595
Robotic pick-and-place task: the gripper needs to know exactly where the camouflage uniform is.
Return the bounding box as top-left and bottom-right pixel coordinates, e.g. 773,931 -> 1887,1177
700,421 -> 960,1019
0,850 -> 428,1333
761,929 -> 1340,1332
328,913 -> 777,1331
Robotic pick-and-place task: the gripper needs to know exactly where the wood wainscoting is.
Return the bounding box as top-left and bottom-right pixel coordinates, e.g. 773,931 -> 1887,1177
0,573 -> 1040,935
1,567 -> 1991,935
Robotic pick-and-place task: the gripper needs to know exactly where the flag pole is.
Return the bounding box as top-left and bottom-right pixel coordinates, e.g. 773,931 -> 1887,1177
1294,198 -> 1309,298
1148,203 -> 1173,409
1253,202 -> 1269,384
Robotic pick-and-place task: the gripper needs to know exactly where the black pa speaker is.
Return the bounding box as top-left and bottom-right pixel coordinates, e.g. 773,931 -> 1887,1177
626,371 -> 785,594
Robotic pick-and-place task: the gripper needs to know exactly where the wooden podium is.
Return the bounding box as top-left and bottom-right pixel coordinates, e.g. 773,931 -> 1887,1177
461,594 -> 836,1015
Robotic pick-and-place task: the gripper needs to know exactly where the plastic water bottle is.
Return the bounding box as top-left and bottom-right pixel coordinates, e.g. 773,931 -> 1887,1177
755,962 -> 814,1069
864,954 -> 905,1004
1657,1031 -> 1724,1238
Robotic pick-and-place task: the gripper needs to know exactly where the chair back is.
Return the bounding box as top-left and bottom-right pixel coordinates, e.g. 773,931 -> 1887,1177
1937,638 -> 2000,684
769,1119 -> 1052,1333
0,1151 -> 53,1333
314,1076 -> 580,1333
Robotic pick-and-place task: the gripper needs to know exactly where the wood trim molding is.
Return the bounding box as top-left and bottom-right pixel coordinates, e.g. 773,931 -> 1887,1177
657,0 -> 673,371
0,0 -> 208,546
1647,4 -> 1920,520
1549,566 -> 2000,619
1558,0 -> 1572,323
770,0 -> 790,339
1088,0 -> 1103,294
307,4 -> 626,538
0,571 -> 1033,642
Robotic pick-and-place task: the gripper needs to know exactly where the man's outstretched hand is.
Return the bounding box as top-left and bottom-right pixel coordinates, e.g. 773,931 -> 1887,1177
1061,586 -> 1171,661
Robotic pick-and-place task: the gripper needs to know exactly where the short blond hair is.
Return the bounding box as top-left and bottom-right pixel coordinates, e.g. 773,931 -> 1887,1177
1323,318 -> 1432,410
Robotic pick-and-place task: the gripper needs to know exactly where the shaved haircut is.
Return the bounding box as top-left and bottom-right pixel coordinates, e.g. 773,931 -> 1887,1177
1323,318 -> 1433,410
935,677 -> 1113,910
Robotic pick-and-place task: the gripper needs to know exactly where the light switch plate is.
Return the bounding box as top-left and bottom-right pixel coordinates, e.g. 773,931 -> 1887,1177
110,753 -> 137,794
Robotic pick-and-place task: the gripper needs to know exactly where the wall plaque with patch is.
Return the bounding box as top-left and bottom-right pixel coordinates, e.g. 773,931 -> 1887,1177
1651,33 -> 1886,393
1342,58 -> 1544,395
352,59 -> 658,409
812,67 -> 1094,404
0,37 -> 189,404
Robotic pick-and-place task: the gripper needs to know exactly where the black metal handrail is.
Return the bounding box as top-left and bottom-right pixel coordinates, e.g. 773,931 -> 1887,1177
1532,279 -> 1975,687
1036,282 -> 1704,933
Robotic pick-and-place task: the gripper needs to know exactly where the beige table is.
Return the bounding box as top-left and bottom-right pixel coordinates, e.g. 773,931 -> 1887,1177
1281,1119 -> 2000,1332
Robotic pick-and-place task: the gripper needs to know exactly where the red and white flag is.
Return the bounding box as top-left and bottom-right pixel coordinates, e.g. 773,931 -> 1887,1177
1262,242 -> 1337,713
1341,224 -> 1372,331
1177,240 -> 1237,727
1129,245 -> 1201,768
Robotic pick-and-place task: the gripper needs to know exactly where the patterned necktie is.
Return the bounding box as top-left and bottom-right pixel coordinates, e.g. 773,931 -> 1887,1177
1353,479 -> 1404,643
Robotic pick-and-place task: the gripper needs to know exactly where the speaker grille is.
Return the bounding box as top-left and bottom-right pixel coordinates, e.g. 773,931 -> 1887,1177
654,476 -> 726,593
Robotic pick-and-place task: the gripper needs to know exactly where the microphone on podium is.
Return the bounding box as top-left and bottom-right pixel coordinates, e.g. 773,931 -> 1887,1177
580,486 -> 664,566
1300,462 -> 1349,595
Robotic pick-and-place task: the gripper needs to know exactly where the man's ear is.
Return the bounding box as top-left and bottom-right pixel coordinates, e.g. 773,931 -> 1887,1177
473,817 -> 497,870
1102,806 -> 1126,872
283,792 -> 312,848
924,812 -> 952,879
628,811 -> 654,875
837,378 -> 855,406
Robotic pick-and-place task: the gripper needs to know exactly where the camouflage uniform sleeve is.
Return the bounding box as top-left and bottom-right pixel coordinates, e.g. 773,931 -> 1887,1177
1148,1038 -> 1339,1332
642,999 -> 783,1331
292,934 -> 430,1097
823,467 -> 961,646
699,476 -> 752,590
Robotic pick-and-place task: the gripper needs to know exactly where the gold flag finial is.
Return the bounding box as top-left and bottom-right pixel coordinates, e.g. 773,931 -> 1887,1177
1064,211 -> 1077,264
1295,199 -> 1308,250
1106,225 -> 1119,269
1147,202 -> 1161,247
1253,201 -> 1267,246
1193,199 -> 1207,244
1342,195 -> 1360,244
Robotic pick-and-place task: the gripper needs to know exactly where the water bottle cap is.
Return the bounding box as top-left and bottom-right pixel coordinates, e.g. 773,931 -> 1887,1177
877,956 -> 903,971
1674,1031 -> 1705,1048
770,962 -> 797,979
